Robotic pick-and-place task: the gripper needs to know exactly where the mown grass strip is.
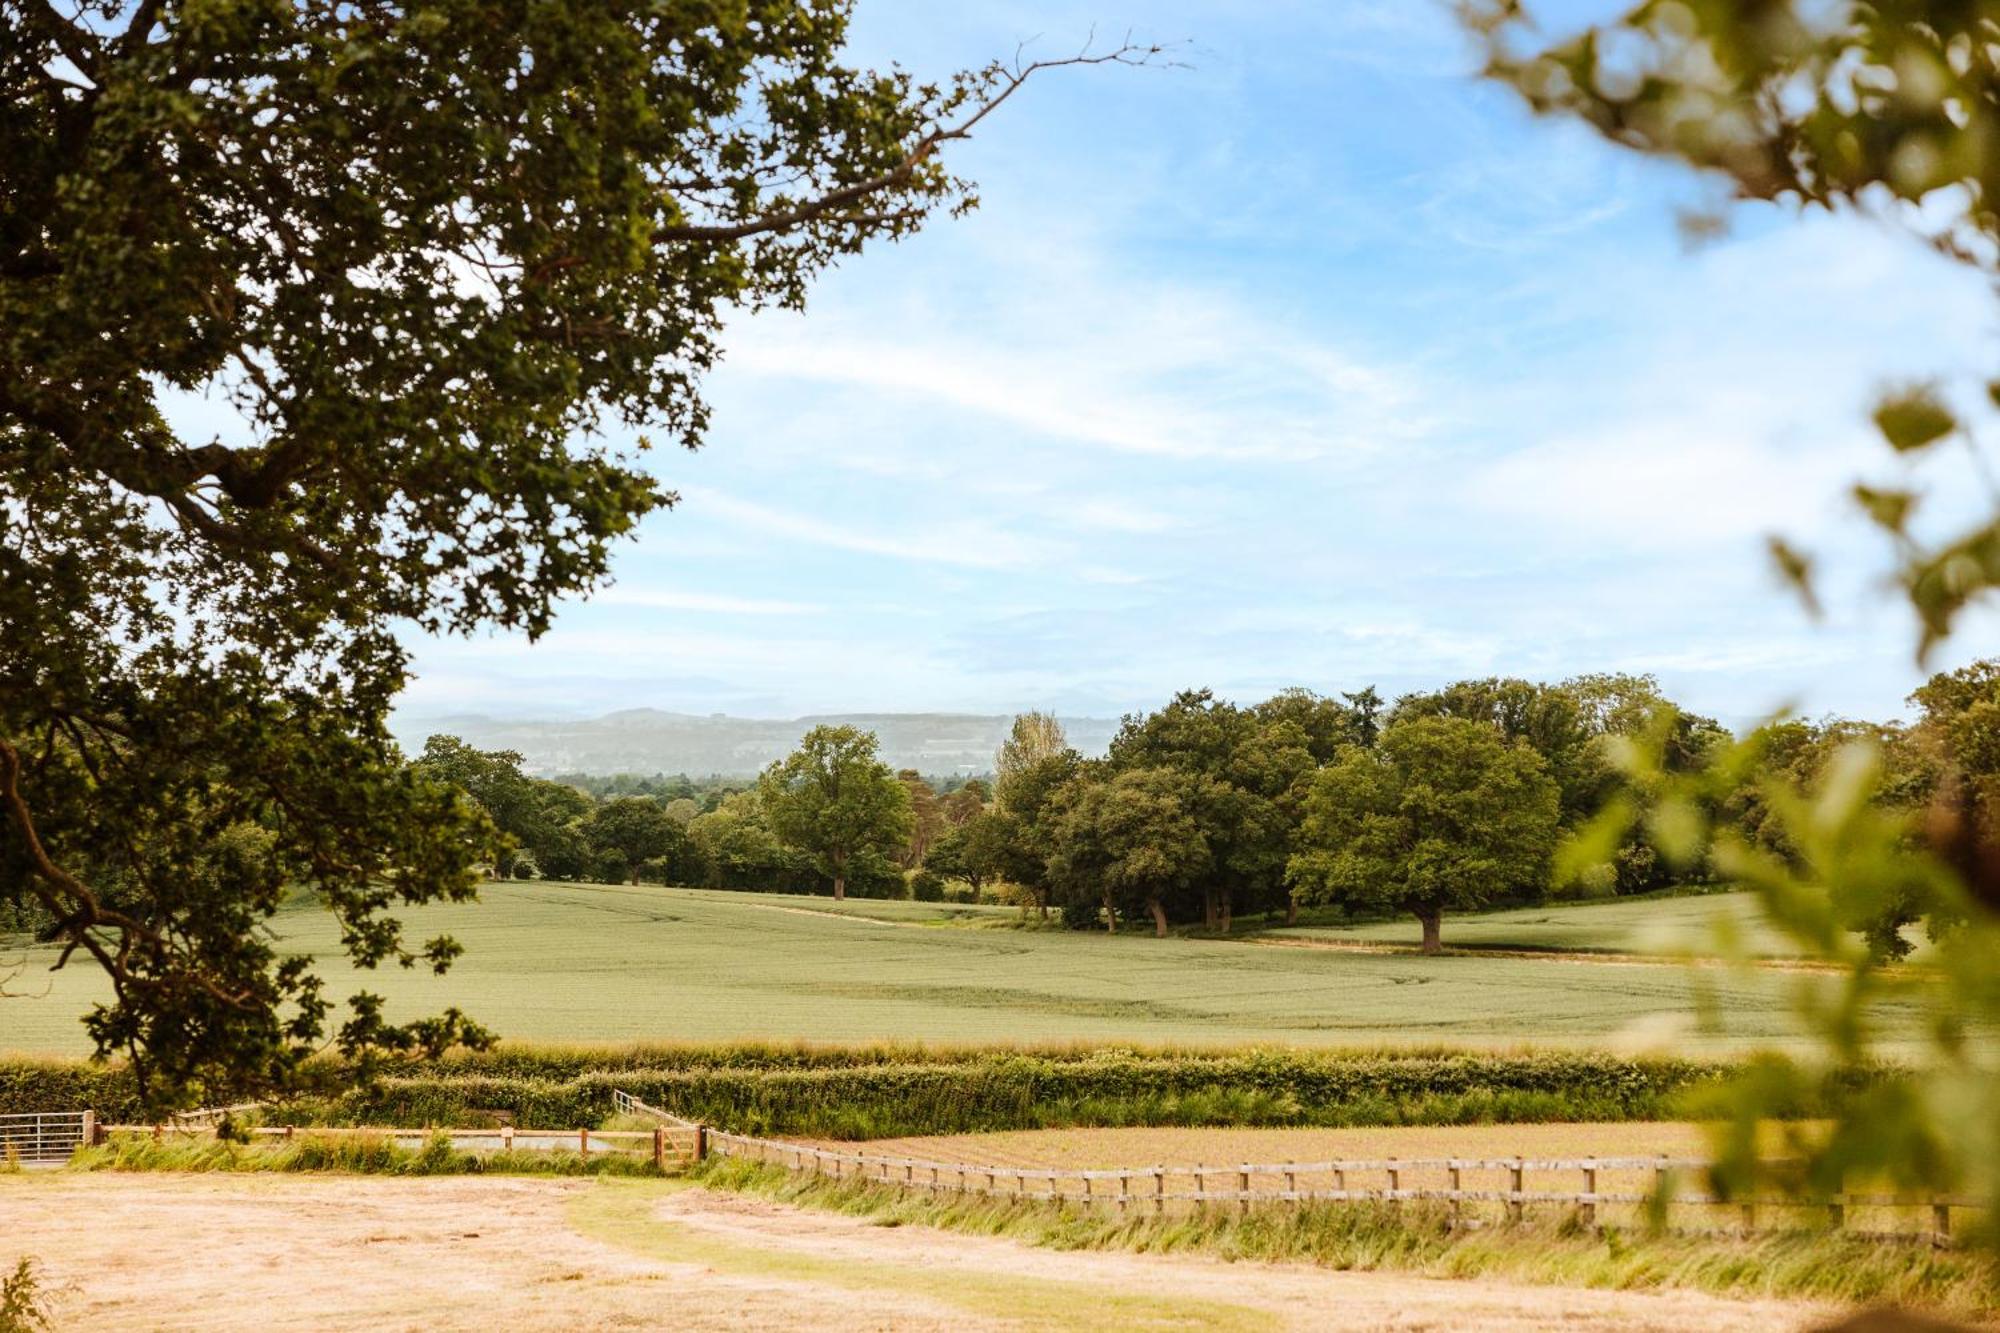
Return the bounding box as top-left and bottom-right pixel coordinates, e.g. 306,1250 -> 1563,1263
686,1157 -> 2000,1322
569,1179 -> 1277,1333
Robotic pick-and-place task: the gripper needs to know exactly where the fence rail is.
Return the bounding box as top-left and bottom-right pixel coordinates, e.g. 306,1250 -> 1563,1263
704,1129 -> 1979,1243
0,1111 -> 92,1162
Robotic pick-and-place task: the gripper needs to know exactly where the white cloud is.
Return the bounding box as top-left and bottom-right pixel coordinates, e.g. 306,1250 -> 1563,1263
594,587 -> 822,616
678,485 -> 1061,571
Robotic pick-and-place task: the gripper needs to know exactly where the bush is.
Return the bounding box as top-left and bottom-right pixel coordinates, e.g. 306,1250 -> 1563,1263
6,1042 -> 1858,1141
910,869 -> 946,903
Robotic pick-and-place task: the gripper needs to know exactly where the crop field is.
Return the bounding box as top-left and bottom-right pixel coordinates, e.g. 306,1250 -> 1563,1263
0,882 -> 1941,1056
1269,892 -> 1826,958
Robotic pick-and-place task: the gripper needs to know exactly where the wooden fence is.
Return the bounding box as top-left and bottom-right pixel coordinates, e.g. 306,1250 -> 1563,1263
54,1097 -> 1983,1243
705,1128 -> 1978,1244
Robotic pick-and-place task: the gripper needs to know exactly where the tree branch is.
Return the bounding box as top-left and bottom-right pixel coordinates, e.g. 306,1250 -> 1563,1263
652,37 -> 1175,245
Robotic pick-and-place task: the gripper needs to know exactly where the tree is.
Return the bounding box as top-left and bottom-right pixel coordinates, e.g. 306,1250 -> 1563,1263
896,769 -> 946,870
584,797 -> 682,886
941,778 -> 991,827
1289,715 -> 1559,954
995,713 -> 1070,805
986,749 -> 1080,918
1106,689 -> 1308,931
1390,678 -> 1595,825
925,807 -> 1010,897
1,1 -> 1153,1104
758,726 -> 912,901
413,736 -> 540,877
1252,687 -> 1376,764
686,791 -> 803,892
1046,767 -> 1210,935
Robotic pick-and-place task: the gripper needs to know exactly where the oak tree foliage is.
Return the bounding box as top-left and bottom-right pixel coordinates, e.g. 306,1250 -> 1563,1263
0,0 -> 1149,1105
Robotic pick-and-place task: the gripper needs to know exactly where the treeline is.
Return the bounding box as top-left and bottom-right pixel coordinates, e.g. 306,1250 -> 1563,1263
409,660 -> 2000,955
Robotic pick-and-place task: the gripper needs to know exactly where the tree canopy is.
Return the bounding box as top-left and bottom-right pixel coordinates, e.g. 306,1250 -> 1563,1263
0,0 -> 1145,1105
1288,714 -> 1560,953
758,725 -> 912,901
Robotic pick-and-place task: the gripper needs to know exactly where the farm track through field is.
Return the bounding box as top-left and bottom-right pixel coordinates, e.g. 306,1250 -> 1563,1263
0,1173 -> 1835,1330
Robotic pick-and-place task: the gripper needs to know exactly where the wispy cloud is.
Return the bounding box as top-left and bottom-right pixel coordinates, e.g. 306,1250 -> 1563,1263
677,485 -> 1061,572
594,587 -> 823,616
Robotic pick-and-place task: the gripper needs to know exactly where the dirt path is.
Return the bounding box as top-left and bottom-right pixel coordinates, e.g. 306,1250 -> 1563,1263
0,1171 -> 1846,1331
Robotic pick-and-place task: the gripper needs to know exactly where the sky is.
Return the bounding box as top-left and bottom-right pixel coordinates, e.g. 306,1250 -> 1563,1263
397,0 -> 2000,730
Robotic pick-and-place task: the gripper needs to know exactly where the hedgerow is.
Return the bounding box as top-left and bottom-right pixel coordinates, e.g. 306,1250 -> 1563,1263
0,1043 -> 1758,1136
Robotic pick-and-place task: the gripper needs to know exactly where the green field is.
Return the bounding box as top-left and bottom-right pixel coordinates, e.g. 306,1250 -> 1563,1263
0,882 -> 1936,1056
1267,892 -> 1786,956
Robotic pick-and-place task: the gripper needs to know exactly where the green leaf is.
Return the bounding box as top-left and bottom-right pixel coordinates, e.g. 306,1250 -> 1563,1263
1872,386 -> 1956,452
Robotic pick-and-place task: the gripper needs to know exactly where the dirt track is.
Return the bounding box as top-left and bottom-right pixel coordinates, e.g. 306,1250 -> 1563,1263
1,1172 -> 1838,1330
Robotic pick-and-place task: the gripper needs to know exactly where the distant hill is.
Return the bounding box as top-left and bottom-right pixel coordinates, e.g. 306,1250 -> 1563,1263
391,709 -> 1119,777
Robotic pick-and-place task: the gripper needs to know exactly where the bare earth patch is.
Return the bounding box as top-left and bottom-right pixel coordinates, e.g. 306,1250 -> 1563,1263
0,1170 -> 1840,1330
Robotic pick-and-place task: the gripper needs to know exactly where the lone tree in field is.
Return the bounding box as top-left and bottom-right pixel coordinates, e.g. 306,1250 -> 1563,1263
0,0 -> 1157,1106
759,726 -> 912,901
1288,715 -> 1558,954
586,797 -> 683,886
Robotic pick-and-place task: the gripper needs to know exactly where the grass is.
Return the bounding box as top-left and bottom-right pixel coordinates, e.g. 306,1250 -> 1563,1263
0,881 -> 1951,1056
687,1156 -> 2000,1322
570,1179 -> 1277,1331
65,1131 -> 665,1177
1263,889 -> 1936,960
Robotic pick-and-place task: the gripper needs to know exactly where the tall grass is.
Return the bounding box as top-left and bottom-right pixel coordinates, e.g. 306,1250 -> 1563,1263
689,1157 -> 2000,1320
68,1132 -> 666,1177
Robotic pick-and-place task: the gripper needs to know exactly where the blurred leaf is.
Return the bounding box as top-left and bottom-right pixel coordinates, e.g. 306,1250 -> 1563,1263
1765,536 -> 1822,618
1872,386 -> 1957,452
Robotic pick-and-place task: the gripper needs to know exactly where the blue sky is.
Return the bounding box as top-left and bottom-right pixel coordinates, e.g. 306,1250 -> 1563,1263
397,1 -> 2000,729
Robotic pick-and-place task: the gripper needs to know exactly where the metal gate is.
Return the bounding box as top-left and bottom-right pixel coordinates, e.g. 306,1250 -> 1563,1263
0,1111 -> 91,1162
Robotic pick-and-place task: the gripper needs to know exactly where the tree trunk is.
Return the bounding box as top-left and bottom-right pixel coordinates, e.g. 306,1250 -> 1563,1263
833,874 -> 845,901
1203,890 -> 1217,931
1418,908 -> 1442,955
1101,890 -> 1117,933
1219,894 -> 1231,934
1147,894 -> 1168,938
1285,894 -> 1298,927
629,861 -> 641,886
1036,888 -> 1048,921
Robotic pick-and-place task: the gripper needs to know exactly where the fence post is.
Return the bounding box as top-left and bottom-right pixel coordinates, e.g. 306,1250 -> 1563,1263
1196,1169 -> 1207,1209
696,1124 -> 708,1161
652,1127 -> 666,1170
1333,1166 -> 1346,1197
1449,1164 -> 1463,1230
1581,1162 -> 1597,1229
580,1128 -> 590,1160
80,1111 -> 95,1150
1154,1167 -> 1166,1215
285,1125 -> 295,1142
1508,1158 -> 1524,1224
1741,1197 -> 1755,1232
1387,1158 -> 1400,1201
502,1126 -> 514,1151
1933,1199 -> 1951,1245
1238,1165 -> 1251,1216
1827,1172 -> 1844,1232
1119,1173 -> 1131,1214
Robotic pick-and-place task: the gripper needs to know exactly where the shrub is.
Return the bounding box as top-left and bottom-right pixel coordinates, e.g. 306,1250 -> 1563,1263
4,1042 -> 1853,1140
